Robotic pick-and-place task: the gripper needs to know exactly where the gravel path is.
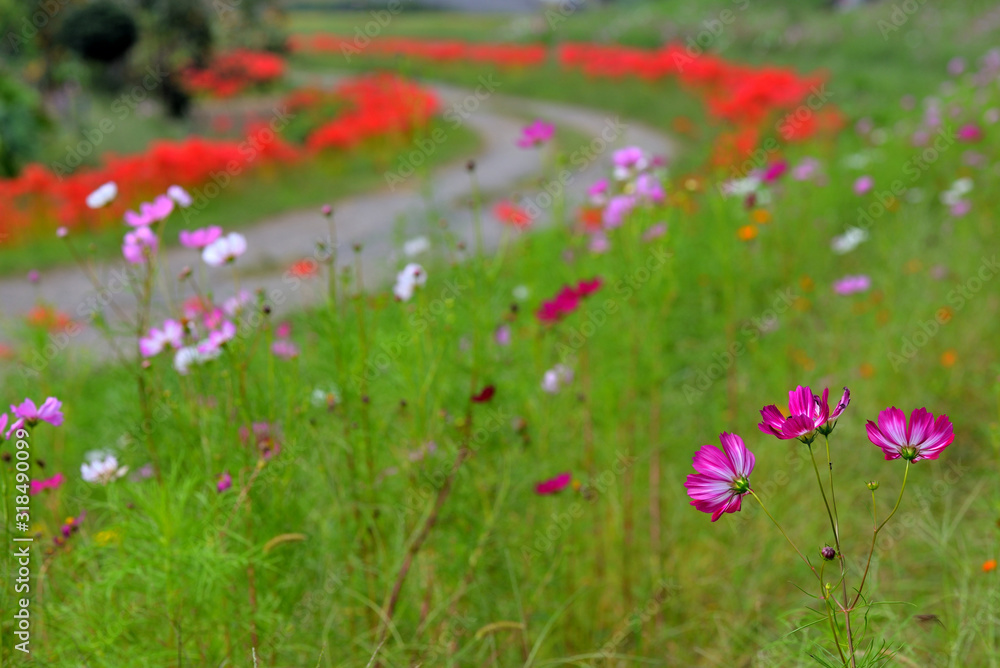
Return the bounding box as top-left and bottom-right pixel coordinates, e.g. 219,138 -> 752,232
0,79 -> 674,357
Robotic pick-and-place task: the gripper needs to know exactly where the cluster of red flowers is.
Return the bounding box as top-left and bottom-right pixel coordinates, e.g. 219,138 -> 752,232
291,34 -> 844,167
182,49 -> 286,98
556,43 -> 844,165
0,75 -> 439,244
537,278 -> 603,323
305,74 -> 439,151
290,34 -> 547,69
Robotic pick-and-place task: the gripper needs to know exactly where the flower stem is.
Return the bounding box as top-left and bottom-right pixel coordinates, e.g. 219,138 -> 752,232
749,491 -> 820,581
852,460 -> 910,609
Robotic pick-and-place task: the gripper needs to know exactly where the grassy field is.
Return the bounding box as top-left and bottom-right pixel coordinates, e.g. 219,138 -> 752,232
2,1 -> 999,666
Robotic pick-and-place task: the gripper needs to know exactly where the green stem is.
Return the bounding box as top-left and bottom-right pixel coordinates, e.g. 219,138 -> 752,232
852,461 -> 910,609
807,443 -> 840,555
749,491 -> 820,581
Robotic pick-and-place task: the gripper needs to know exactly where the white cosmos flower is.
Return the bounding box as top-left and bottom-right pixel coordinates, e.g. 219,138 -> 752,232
393,263 -> 427,301
86,182 -> 118,209
403,236 -> 430,257
81,453 -> 128,484
202,232 -> 247,266
831,227 -> 869,255
167,185 -> 193,207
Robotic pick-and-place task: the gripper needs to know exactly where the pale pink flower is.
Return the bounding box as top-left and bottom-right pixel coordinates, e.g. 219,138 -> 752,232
11,397 -> 63,427
179,226 -> 223,249
122,226 -> 158,264
139,320 -> 185,357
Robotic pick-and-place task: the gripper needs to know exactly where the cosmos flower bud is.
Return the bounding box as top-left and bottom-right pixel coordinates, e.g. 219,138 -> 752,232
466,159 -> 476,172
178,266 -> 192,280
821,546 -> 836,561
321,204 -> 332,217
866,480 -> 879,490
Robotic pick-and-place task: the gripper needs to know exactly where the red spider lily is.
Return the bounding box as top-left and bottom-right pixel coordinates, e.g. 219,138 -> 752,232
181,50 -> 286,99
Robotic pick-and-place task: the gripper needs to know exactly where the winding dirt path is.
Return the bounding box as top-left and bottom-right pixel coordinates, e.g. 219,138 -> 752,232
0,78 -> 674,354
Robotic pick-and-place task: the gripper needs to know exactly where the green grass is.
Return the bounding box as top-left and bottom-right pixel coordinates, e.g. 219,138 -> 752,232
0,120 -> 480,277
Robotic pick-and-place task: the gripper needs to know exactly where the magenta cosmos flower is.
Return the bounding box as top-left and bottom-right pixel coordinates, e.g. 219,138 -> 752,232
517,119 -> 555,148
759,386 -> 850,441
124,195 -> 175,227
684,433 -> 755,521
11,397 -> 64,427
535,472 -> 571,495
866,407 -> 954,462
179,226 -> 223,249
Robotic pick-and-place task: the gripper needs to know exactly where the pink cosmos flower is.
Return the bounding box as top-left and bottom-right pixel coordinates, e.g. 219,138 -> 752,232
11,397 -> 63,427
199,320 -> 237,354
139,320 -> 185,357
759,386 -> 850,441
516,119 -> 555,148
763,161 -> 788,182
494,324 -> 511,346
216,471 -> 232,493
588,179 -> 609,206
643,223 -> 667,241
635,173 -> 665,203
603,194 -> 636,228
535,472 -> 571,495
792,158 -> 820,181
5,417 -> 26,440
122,226 -> 159,264
179,226 -> 223,249
612,146 -> 648,177
275,322 -> 292,339
0,414 -> 7,440
536,278 -> 602,323
30,473 -> 65,495
950,200 -> 972,217
589,233 -> 609,254
866,407 -> 954,462
240,422 -> 281,460
853,175 -> 874,196
958,124 -> 982,142
834,275 -> 871,295
271,340 -> 299,359
684,432 -> 755,522
124,195 -> 175,227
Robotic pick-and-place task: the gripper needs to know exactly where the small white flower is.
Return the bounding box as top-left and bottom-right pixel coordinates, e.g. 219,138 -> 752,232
541,364 -> 574,393
202,232 -> 247,266
403,236 -> 430,257
513,285 -> 530,301
721,176 -> 762,198
393,263 -> 426,302
85,182 -> 118,209
842,153 -> 871,170
173,345 -> 220,375
831,227 -> 869,255
81,453 -> 128,484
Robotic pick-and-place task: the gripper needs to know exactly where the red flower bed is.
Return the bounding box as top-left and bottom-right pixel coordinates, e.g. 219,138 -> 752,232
182,49 -> 286,98
291,34 -> 845,166
0,75 -> 439,244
